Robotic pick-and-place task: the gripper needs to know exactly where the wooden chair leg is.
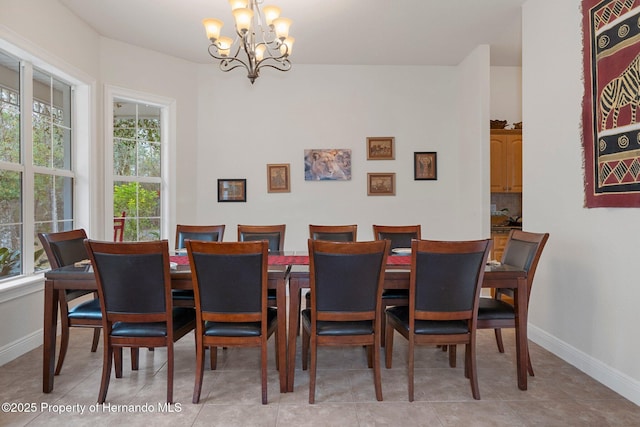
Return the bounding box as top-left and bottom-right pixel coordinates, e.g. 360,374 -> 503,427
114,347 -> 123,378
366,344 -> 373,368
302,328 -> 310,371
408,338 -> 415,402
494,328 -> 505,353
54,321 -> 70,376
380,304 -> 387,347
448,345 -> 457,368
384,317 -> 394,369
131,347 -> 139,370
98,344 -> 113,403
192,339 -> 205,403
261,339 -> 268,404
209,346 -> 217,370
373,337 -> 383,401
167,343 -> 174,403
467,342 -> 480,400
308,337 -> 317,404
527,347 -> 535,376
90,328 -> 100,352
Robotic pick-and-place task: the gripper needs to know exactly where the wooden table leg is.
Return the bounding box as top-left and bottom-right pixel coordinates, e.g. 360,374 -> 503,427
276,276 -> 287,393
287,276 -> 303,392
43,280 -> 58,393
515,276 -> 528,390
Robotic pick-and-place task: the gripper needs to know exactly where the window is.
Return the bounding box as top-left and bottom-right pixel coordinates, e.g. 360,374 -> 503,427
0,49 -> 74,279
112,99 -> 162,241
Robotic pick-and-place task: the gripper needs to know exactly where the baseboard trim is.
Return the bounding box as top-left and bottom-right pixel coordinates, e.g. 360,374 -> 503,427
0,329 -> 43,367
529,324 -> 640,406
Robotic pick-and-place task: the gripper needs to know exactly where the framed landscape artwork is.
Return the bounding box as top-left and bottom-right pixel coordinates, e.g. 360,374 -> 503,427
366,137 -> 395,160
304,149 -> 352,181
217,179 -> 246,202
367,173 -> 395,196
414,152 -> 437,180
267,163 -> 290,193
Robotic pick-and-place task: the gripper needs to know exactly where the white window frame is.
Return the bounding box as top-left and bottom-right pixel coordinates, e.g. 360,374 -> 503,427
0,34 -> 94,293
104,85 -> 176,242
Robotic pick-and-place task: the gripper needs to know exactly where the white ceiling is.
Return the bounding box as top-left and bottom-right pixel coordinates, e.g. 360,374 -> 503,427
59,0 -> 525,66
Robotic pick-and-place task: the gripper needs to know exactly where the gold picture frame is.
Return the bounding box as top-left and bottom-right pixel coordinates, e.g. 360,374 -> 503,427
217,179 -> 246,202
267,163 -> 290,193
367,173 -> 396,196
366,137 -> 395,160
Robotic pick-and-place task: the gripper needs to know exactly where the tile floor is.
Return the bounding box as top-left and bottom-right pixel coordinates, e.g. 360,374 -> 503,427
1,323 -> 639,426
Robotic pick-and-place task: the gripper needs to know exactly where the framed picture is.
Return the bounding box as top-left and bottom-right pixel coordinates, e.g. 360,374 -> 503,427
414,152 -> 437,180
367,173 -> 396,196
366,137 -> 395,160
217,179 -> 246,202
304,149 -> 352,181
267,163 -> 290,193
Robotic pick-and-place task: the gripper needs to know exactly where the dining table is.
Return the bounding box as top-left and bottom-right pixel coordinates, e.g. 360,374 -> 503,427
43,253 -> 529,396
42,257 -> 290,394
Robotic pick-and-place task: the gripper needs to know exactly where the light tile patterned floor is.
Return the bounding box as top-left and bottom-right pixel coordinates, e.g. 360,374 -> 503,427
1,323 -> 639,426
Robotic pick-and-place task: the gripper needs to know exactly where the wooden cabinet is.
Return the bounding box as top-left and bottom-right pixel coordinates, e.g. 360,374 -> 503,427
490,129 -> 522,193
491,232 -> 509,261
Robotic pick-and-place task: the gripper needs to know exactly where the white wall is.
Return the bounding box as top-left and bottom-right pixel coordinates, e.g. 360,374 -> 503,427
524,0 -> 640,404
195,62 -> 489,250
491,66 -> 522,127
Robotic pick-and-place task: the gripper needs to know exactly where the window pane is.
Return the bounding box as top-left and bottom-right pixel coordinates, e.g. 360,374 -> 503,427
0,169 -> 22,279
0,51 -> 20,163
34,174 -> 73,223
33,69 -> 72,170
113,138 -> 137,176
113,181 -> 160,242
138,141 -> 160,177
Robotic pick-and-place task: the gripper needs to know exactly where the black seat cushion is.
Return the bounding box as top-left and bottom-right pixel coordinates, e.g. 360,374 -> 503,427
477,297 -> 515,320
172,289 -> 195,300
111,307 -> 195,337
386,305 -> 469,335
204,307 -> 277,337
382,289 -> 409,300
68,298 -> 102,320
301,309 -> 374,336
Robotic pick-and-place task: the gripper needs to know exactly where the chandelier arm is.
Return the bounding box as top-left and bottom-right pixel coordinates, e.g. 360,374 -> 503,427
207,44 -> 252,73
255,59 -> 291,73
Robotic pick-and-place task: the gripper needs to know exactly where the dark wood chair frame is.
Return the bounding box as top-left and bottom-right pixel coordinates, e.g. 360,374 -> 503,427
38,229 -> 101,376
385,239 -> 491,401
308,224 -> 357,242
372,224 -> 422,346
85,239 -> 195,403
187,240 -> 278,404
477,229 -> 549,376
237,224 -> 286,252
302,239 -> 389,403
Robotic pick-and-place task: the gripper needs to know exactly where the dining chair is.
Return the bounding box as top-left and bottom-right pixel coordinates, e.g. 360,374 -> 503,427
302,239 -> 389,403
84,239 -> 195,404
372,224 -> 422,346
38,229 -> 102,376
308,224 -> 357,242
476,229 -> 549,376
173,224 -> 225,307
186,240 -> 278,404
385,238 -> 491,401
303,225 -> 358,319
113,212 -> 126,242
237,224 -> 286,252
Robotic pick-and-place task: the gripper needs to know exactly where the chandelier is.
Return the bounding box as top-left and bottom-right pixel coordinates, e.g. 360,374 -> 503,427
202,0 -> 294,84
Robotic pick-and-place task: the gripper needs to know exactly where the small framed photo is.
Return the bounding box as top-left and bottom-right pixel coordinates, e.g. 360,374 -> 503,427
414,152 -> 437,180
366,137 -> 395,160
367,173 -> 396,196
267,163 -> 290,193
217,179 -> 246,202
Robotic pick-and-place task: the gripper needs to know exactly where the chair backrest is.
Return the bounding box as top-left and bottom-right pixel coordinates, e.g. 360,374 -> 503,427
186,240 -> 268,322
373,224 -> 422,254
237,224 -> 286,252
113,211 -> 126,242
309,224 -> 357,242
500,230 -> 549,298
411,239 -> 491,321
84,240 -> 172,323
175,224 -> 225,249
308,239 -> 388,321
38,229 -> 88,269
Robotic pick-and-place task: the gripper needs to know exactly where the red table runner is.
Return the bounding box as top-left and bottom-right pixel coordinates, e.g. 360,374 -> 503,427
170,254 -> 411,266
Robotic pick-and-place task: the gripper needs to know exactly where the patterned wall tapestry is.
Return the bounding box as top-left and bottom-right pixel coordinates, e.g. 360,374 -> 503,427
582,0 -> 640,207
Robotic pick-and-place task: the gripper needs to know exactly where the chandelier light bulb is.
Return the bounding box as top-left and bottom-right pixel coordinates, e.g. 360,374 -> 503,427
202,18 -> 223,41
263,5 -> 281,26
272,17 -> 292,40
232,8 -> 254,33
228,0 -> 248,10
